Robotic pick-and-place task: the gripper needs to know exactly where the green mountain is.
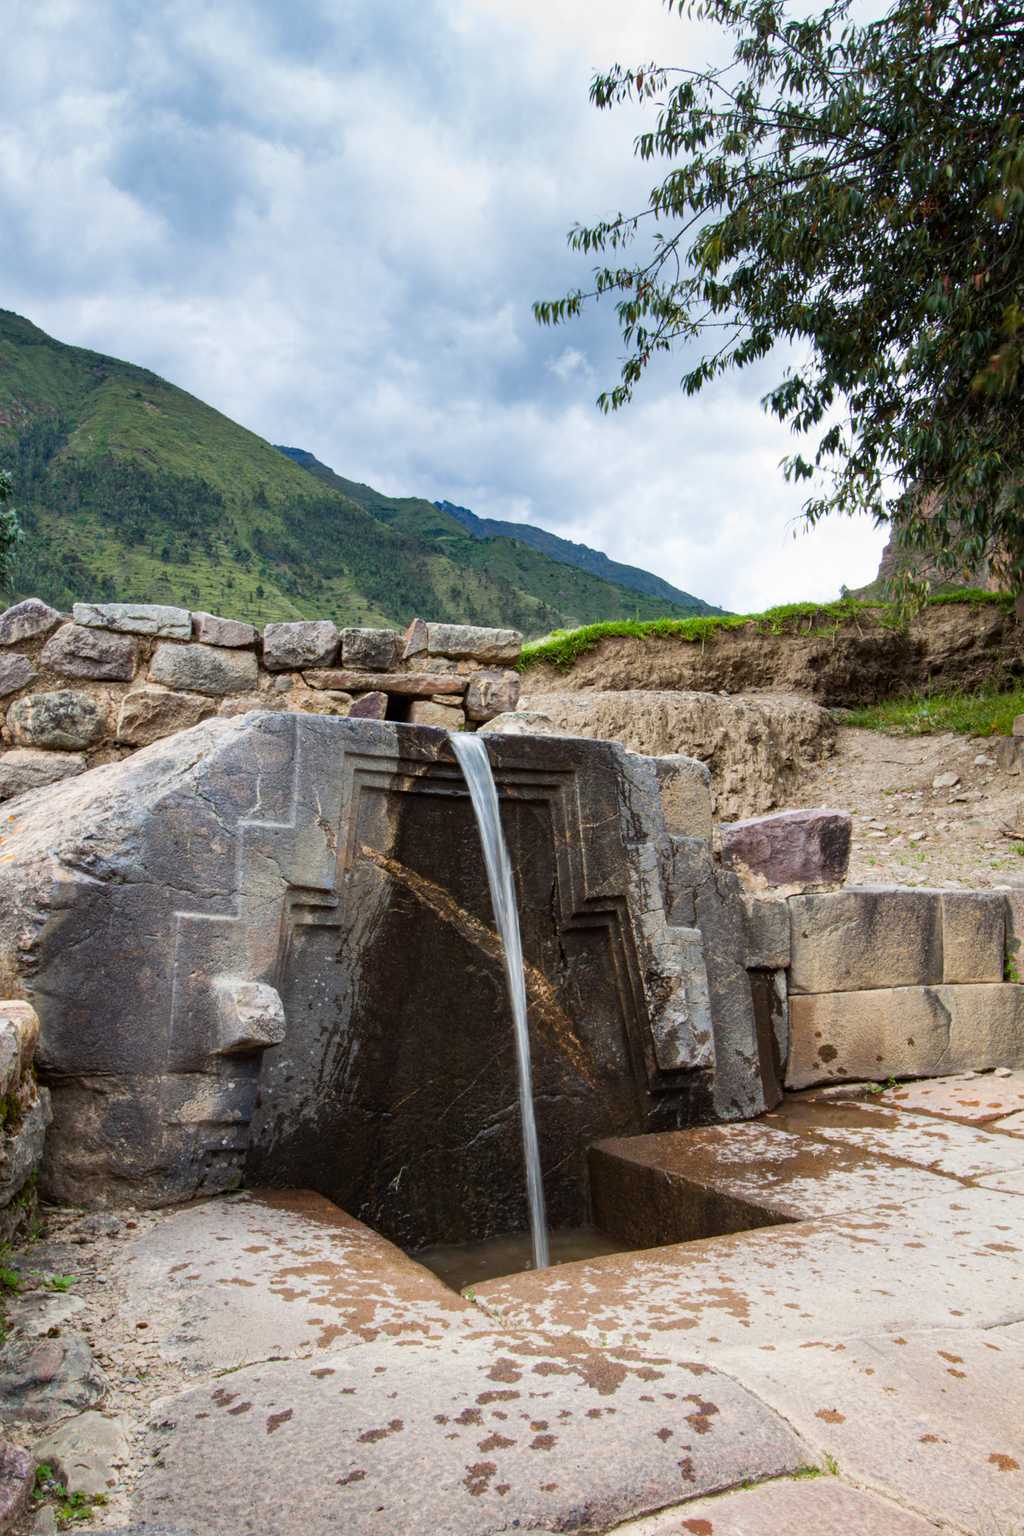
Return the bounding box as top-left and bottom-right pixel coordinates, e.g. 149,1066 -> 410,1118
433,498 -> 723,614
0,310 -> 720,632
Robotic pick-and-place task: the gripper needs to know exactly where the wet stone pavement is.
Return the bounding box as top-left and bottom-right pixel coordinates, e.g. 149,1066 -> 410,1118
1,1074 -> 1022,1535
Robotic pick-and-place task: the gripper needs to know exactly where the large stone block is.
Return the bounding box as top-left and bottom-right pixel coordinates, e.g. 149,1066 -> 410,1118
7,690 -> 108,750
262,620 -> 339,671
787,983 -> 1024,1087
0,652 -> 35,697
73,601 -> 191,638
741,894 -> 791,970
403,618 -> 522,663
191,611 -> 257,648
116,686 -> 218,746
0,715 -> 717,1221
0,598 -> 62,647
148,642 -> 258,697
340,627 -> 400,671
0,748 -> 87,800
942,891 -> 1005,983
506,689 -> 835,821
789,887 -> 943,994
720,807 -> 851,889
652,754 -> 713,840
304,669 -> 463,696
41,622 -> 137,681
464,669 -> 520,723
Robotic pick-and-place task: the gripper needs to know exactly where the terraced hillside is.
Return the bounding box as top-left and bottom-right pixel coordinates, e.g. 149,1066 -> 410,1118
0,310 -> 717,631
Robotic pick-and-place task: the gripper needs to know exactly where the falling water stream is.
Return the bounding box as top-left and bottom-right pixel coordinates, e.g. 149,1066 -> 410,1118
450,732 -> 550,1270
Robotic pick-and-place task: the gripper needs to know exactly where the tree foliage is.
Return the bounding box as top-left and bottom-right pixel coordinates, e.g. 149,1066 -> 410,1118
536,0 -> 1024,588
0,469 -> 20,590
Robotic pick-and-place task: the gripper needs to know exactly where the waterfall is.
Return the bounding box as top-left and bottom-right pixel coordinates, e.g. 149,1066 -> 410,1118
450,732 -> 550,1270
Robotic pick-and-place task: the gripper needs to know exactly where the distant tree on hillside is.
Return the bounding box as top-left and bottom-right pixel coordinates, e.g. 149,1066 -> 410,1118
0,470 -> 21,589
536,0 -> 1024,594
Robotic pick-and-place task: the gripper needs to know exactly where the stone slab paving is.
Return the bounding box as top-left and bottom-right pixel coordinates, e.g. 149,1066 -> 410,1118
765,1095 -> 1024,1180
994,1109 -> 1024,1135
593,1120 -> 971,1233
719,1329 -> 1024,1533
118,1188 -> 474,1374
976,1167 -> 1024,1193
618,1475 -> 945,1534
879,1069 -> 1024,1124
133,1332 -> 804,1536
474,1186 -> 1024,1358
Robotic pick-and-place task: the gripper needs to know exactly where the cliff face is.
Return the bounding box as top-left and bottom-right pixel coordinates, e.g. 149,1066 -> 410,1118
871,493 -> 1003,594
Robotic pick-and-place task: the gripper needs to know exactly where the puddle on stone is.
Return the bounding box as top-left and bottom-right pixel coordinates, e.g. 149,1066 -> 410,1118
413,1226 -> 632,1292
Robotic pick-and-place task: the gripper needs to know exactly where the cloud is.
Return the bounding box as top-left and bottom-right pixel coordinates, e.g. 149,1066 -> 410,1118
0,0 -> 886,611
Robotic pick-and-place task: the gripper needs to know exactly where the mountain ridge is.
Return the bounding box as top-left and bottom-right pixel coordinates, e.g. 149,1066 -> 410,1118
434,498 -> 723,615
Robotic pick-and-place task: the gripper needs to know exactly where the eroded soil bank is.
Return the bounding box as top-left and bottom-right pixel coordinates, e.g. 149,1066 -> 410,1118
522,602 -> 1023,706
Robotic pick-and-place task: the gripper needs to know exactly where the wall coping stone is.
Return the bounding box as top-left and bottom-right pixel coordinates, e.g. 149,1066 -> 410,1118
73,602 -> 192,638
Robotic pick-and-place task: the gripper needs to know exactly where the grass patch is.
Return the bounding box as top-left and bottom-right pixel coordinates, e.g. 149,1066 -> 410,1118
519,592 -> 1013,672
844,685 -> 1024,737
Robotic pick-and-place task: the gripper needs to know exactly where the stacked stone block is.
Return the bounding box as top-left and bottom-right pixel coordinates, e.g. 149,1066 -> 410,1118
0,600 -> 523,802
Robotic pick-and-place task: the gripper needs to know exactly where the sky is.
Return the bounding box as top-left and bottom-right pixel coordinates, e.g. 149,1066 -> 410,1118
1,0 -> 888,613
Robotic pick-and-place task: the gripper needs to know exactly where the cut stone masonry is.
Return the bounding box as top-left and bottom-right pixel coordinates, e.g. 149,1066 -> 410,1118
0,600 -> 523,800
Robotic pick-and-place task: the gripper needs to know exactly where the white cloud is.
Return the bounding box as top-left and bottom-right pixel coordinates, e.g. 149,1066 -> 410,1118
0,0 -> 887,614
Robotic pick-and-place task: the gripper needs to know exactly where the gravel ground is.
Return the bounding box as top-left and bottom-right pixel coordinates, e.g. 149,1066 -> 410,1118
790,725 -> 1024,890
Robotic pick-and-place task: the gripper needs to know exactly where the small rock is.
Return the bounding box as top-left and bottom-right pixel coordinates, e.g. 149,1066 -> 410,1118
0,1333 -> 107,1423
191,612 -> 256,648
0,652 -> 36,697
8,1292 -> 85,1340
975,753 -> 995,766
0,748 -> 87,802
995,1067 -> 1013,1077
31,1506 -> 58,1535
0,1438 -> 35,1529
262,621 -> 339,672
41,623 -> 137,682
0,599 -> 62,647
349,691 -> 388,720
34,1410 -> 131,1497
1013,715 -> 1024,738
73,602 -> 191,638
465,669 -> 521,723
408,699 -> 466,730
720,808 -> 852,889
932,772 -> 961,789
6,691 -> 107,751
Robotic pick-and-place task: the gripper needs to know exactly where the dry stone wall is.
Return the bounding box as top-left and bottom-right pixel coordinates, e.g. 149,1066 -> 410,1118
0,599 -> 522,802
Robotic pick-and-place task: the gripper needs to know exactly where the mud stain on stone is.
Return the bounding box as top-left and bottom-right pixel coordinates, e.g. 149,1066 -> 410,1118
816,1407 -> 845,1424
357,1419 -> 403,1443
463,1461 -> 497,1496
989,1453 -> 1019,1472
266,1409 -> 293,1434
337,1470 -> 367,1487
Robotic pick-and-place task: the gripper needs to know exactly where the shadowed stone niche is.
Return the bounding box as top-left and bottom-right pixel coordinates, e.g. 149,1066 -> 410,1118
0,713 -> 746,1244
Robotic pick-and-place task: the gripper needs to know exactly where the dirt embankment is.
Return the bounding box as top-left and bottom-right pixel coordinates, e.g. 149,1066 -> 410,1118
523,603 -> 1024,707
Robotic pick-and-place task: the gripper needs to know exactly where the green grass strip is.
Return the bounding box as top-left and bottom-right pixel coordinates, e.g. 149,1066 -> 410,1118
519,591 -> 1012,672
845,685 -> 1024,737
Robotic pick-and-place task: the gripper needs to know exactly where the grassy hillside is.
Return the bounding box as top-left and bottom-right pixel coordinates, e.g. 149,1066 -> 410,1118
0,310 -> 719,632
276,447 -> 711,626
